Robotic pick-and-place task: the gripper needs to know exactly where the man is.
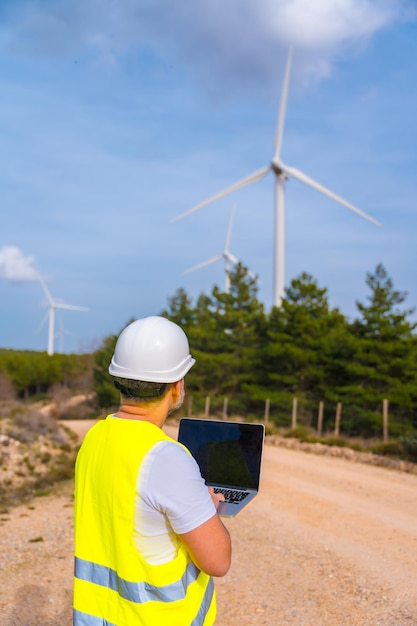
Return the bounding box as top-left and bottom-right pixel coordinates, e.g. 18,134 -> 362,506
73,316 -> 231,626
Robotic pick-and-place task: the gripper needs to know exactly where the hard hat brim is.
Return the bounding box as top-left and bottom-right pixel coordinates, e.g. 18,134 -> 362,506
109,354 -> 195,383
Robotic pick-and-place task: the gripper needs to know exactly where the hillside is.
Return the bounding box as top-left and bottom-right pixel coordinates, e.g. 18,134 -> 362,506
0,402 -> 78,507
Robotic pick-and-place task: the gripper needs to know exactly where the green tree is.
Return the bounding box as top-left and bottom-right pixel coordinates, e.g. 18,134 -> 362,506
164,264 -> 266,416
0,349 -> 93,399
348,263 -> 417,435
160,288 -> 196,333
264,273 -> 349,427
93,318 -> 137,410
209,264 -> 265,403
84,262 -> 417,438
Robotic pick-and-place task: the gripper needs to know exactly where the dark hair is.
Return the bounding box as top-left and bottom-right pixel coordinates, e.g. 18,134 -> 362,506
113,377 -> 170,401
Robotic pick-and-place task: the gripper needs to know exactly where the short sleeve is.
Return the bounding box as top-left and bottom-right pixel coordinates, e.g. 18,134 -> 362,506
138,440 -> 217,535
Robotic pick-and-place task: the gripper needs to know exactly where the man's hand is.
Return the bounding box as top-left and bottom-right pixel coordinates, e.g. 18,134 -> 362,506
208,486 -> 225,511
179,490 -> 231,577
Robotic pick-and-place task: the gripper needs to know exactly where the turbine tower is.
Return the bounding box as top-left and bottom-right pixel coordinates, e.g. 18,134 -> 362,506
38,274 -> 88,356
182,206 -> 252,293
170,46 -> 380,308
56,318 -> 76,353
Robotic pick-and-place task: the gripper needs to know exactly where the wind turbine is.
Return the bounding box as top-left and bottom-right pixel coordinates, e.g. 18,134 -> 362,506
183,206 -> 252,293
55,318 -> 77,353
170,46 -> 381,308
37,274 -> 88,356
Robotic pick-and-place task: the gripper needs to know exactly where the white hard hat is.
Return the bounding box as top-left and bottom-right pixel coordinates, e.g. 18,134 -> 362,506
108,316 -> 195,383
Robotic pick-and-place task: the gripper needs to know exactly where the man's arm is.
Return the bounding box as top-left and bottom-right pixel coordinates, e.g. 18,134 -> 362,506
140,442 -> 232,576
179,512 -> 231,577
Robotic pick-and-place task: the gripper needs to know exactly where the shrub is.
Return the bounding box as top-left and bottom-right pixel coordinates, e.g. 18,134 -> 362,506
7,407 -> 58,444
399,436 -> 417,462
370,441 -> 403,458
284,426 -> 312,442
323,436 -> 350,448
264,423 -> 280,436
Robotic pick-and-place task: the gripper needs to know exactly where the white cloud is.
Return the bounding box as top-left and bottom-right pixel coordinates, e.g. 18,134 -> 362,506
4,0 -> 415,92
259,0 -> 398,46
0,246 -> 39,281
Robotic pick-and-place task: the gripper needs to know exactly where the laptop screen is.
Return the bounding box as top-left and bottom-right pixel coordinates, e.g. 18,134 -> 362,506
178,419 -> 264,490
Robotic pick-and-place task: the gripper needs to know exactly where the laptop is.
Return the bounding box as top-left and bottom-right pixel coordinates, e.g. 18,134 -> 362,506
178,417 -> 265,517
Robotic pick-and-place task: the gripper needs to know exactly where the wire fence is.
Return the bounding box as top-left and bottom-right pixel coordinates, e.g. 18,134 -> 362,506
183,393 -> 414,442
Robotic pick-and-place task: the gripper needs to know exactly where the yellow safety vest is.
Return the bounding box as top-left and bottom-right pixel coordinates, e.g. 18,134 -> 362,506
73,415 -> 216,626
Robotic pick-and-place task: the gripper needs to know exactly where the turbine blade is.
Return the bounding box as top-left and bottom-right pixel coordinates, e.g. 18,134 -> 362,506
281,163 -> 381,226
55,303 -> 89,312
37,274 -> 54,305
182,255 -> 223,275
170,166 -> 271,223
274,45 -> 293,159
34,311 -> 49,336
226,252 -> 240,265
224,251 -> 256,279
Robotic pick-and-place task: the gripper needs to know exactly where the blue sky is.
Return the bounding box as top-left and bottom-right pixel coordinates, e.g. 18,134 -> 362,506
1,0 -> 416,353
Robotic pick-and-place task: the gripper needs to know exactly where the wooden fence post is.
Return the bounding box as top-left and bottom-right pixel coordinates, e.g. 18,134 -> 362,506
383,398 -> 389,443
317,400 -> 324,437
222,397 -> 228,420
205,396 -> 210,419
292,397 -> 298,430
334,402 -> 342,437
264,399 -> 270,424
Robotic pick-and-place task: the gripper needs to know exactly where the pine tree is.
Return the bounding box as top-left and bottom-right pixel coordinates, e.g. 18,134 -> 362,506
348,263 -> 417,436
166,264 -> 266,416
264,272 -> 350,427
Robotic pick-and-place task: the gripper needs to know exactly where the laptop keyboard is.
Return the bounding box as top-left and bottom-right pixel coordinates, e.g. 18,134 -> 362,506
213,487 -> 250,504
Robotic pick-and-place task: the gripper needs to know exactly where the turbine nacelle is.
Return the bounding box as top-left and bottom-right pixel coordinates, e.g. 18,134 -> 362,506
182,206 -> 255,293
271,159 -> 287,178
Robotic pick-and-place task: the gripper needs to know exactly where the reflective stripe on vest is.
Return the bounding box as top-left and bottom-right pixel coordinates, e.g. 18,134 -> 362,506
191,578 -> 215,626
75,557 -> 200,604
73,609 -> 116,626
73,573 -> 214,626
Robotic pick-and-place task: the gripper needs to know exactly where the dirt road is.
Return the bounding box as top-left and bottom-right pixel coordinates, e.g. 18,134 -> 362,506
1,419 -> 416,625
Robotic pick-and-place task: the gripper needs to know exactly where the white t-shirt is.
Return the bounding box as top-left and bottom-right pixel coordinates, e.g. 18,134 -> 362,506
134,440 -> 216,565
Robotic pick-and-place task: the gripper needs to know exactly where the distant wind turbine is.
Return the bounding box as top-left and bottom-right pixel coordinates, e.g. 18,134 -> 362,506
170,46 -> 381,308
55,318 -> 77,354
182,206 -> 255,293
37,274 -> 88,356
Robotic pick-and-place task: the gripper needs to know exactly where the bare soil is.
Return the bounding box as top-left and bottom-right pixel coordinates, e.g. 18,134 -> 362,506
1,418 -> 417,625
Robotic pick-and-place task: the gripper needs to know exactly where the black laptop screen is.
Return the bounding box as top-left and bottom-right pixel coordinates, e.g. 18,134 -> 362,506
178,419 -> 264,490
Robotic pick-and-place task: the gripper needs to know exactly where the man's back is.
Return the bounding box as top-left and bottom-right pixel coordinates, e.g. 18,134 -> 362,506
74,416 -> 217,626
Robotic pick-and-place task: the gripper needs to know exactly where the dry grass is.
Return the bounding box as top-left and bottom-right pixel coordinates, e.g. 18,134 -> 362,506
0,401 -> 78,509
